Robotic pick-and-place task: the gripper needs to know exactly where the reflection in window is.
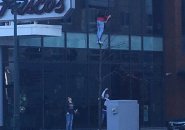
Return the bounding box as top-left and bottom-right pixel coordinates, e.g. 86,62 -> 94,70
121,11 -> 130,27
145,0 -> 153,15
147,14 -> 153,26
4,66 -> 13,85
44,36 -> 64,47
19,36 -> 41,46
145,0 -> 153,33
43,48 -> 65,62
88,8 -> 99,24
89,33 -> 108,49
143,37 -> 163,51
19,47 -> 42,61
110,35 -> 129,50
67,33 -> 87,48
182,0 -> 185,35
8,48 -> 13,62
131,36 -> 141,50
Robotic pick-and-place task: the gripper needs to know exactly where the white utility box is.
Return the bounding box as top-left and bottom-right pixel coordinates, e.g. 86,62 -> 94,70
106,100 -> 139,130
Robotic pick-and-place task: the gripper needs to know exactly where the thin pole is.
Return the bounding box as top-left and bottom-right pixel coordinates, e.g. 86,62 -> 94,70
98,48 -> 103,130
13,0 -> 20,129
98,0 -> 110,129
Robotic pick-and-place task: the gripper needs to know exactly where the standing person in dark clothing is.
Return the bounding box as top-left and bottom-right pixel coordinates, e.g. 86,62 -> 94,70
66,97 -> 78,130
101,88 -> 110,126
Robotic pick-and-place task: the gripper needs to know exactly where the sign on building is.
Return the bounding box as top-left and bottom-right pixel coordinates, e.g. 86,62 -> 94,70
0,0 -> 75,21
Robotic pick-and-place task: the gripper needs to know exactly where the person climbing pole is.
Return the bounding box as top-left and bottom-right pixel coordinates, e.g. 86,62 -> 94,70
97,11 -> 111,45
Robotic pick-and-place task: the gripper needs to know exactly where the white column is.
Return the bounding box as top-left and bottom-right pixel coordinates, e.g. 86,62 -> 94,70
0,47 -> 3,126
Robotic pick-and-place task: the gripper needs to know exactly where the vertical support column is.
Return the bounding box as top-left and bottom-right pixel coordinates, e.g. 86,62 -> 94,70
13,0 -> 20,129
0,47 -> 3,126
164,0 -> 185,120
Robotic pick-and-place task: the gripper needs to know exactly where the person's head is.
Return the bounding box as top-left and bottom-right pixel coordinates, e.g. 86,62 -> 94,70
105,93 -> 109,99
67,97 -> 72,102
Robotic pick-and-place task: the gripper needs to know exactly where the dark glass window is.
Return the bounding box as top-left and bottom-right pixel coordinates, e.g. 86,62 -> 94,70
3,0 -> 165,129
121,11 -> 130,27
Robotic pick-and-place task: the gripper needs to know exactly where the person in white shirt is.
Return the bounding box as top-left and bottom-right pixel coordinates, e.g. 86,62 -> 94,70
101,88 -> 110,126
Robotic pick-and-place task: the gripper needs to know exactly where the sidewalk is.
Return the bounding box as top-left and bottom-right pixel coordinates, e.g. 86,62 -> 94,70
141,128 -> 167,130
73,128 -> 168,130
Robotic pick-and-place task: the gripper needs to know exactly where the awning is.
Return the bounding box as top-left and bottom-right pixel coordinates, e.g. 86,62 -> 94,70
0,24 -> 62,37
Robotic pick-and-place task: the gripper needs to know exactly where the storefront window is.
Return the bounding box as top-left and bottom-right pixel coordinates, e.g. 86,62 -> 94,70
131,36 -> 142,50
145,0 -> 153,16
19,36 -> 41,46
89,33 -> 108,49
145,0 -> 153,32
67,33 -> 87,48
110,35 -> 129,50
44,36 -> 64,47
2,0 -> 165,129
143,36 -> 163,51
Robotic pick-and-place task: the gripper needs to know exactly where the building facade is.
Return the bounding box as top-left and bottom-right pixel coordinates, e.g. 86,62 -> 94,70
164,0 -> 185,122
0,0 -> 175,129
